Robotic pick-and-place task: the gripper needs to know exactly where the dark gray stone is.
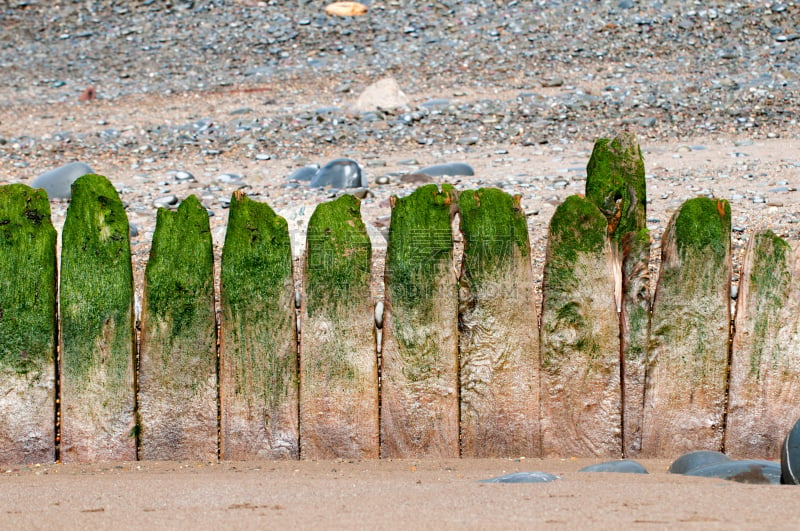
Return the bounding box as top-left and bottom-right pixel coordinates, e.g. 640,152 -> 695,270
685,460 -> 782,485
781,417 -> 800,485
480,471 -> 559,483
310,158 -> 365,189
32,162 -> 94,200
579,460 -> 648,474
417,162 -> 474,177
669,451 -> 732,474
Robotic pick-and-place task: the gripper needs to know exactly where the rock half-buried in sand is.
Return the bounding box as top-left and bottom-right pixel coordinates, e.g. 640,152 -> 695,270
310,158 -> 365,189
418,162 -> 474,177
685,460 -> 782,485
353,77 -> 408,112
579,460 -> 648,474
539,195 -> 621,457
668,451 -> 732,475
480,471 -> 559,483
287,164 -> 320,182
781,417 -> 800,485
32,161 -> 93,200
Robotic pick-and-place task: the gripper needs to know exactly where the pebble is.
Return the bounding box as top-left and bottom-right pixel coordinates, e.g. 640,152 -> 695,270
153,194 -> 179,208
668,451 -> 731,475
480,471 -> 559,484
579,460 -> 648,474
216,173 -> 243,184
417,162 -> 475,177
32,162 -> 94,200
685,460 -> 782,485
169,170 -> 195,183
287,164 -> 320,182
310,158 -> 365,189
374,175 -> 390,185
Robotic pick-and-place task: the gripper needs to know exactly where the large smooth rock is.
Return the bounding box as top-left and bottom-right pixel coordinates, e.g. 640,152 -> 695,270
353,77 -> 409,112
781,417 -> 800,485
480,471 -> 559,484
669,451 -> 732,474
418,162 -> 474,177
310,158 -> 365,189
579,460 -> 648,474
726,232 -> 800,458
685,460 -> 782,485
32,162 -> 93,200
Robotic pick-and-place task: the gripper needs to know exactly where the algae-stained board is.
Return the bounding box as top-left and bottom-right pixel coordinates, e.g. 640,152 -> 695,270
458,188 -> 539,458
219,191 -> 298,459
726,231 -> 800,458
300,194 -> 378,459
139,195 -> 217,460
381,184 -> 459,458
60,175 -> 136,462
539,194 -> 621,457
642,197 -> 731,457
0,184 -> 56,464
585,133 -> 650,456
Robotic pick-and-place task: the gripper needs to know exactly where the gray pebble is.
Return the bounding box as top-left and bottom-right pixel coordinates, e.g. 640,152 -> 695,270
480,471 -> 559,484
169,170 -> 195,183
375,175 -> 390,185
216,173 -> 243,184
32,161 -> 94,200
418,162 -> 475,177
685,460 -> 782,485
579,460 -> 648,474
374,301 -> 384,329
287,164 -> 320,182
310,158 -> 366,189
668,451 -> 731,475
153,194 -> 179,208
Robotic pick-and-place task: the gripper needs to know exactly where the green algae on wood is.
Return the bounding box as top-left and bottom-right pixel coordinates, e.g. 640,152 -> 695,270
458,188 -> 540,458
300,194 -> 378,459
619,229 -> 651,457
60,175 -> 136,462
219,191 -> 298,459
139,195 -> 216,461
381,184 -> 459,458
642,197 -> 731,457
726,231 -> 800,458
539,195 -> 621,457
0,184 -> 56,464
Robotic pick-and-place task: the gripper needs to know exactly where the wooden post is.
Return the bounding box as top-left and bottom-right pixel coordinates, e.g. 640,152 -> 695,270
642,197 -> 731,457
726,231 -> 800,458
458,188 -> 540,458
585,133 -> 651,456
139,195 -> 217,461
300,194 -> 378,459
219,191 -> 298,460
60,174 -> 136,462
540,194 -> 621,457
0,184 -> 57,464
381,184 -> 459,458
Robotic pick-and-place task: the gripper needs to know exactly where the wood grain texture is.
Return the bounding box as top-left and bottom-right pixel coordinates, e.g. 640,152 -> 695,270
381,184 -> 459,458
219,191 -> 298,460
59,174 -> 136,462
300,195 -> 378,459
726,231 -> 800,458
458,189 -> 540,458
0,184 -> 56,465
642,198 -> 731,457
539,195 -> 621,458
139,195 -> 217,461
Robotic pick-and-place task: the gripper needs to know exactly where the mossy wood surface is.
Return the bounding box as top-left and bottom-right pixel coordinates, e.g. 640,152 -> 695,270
726,231 -> 800,458
0,184 -> 56,464
458,189 -> 540,457
301,195 -> 377,459
219,192 -> 298,459
139,196 -> 217,460
620,229 -> 651,457
381,184 -> 459,458
539,195 -> 621,457
642,197 -> 731,457
585,134 -> 650,457
60,175 -> 135,462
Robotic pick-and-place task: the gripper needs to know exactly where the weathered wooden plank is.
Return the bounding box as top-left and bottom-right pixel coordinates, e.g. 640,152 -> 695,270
642,197 -> 731,457
0,184 -> 57,464
539,194 -> 621,457
59,174 -> 136,462
458,188 -> 540,458
219,191 -> 298,460
726,231 -> 800,458
300,194 -> 377,459
381,184 -> 459,458
585,132 -> 651,457
139,195 -> 217,461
